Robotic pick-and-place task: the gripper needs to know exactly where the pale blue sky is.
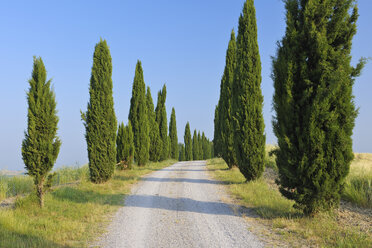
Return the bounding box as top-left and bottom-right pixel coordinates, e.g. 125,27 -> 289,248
0,0 -> 371,171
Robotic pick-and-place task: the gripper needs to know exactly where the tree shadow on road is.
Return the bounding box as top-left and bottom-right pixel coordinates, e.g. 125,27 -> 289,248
124,194 -> 251,217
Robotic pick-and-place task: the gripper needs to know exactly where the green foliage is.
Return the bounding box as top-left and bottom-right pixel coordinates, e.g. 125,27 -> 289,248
232,0 -> 265,181
272,0 -> 365,215
22,56 -> 61,207
116,122 -> 135,169
146,87 -> 162,162
178,143 -> 186,161
202,132 -> 211,160
218,30 -> 237,168
128,61 -> 149,166
213,104 -> 222,157
192,130 -> 200,160
198,131 -> 203,160
169,108 -> 178,160
81,39 -> 117,184
184,122 -> 193,161
155,84 -> 169,161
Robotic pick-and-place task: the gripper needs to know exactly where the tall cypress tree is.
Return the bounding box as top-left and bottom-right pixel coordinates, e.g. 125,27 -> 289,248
184,122 -> 193,161
232,0 -> 265,181
169,107 -> 178,160
155,84 -> 168,160
272,0 -> 365,215
192,129 -> 199,160
128,61 -> 149,166
219,30 -> 237,168
146,86 -> 162,162
22,57 -> 61,207
82,39 -> 117,183
116,122 -> 134,169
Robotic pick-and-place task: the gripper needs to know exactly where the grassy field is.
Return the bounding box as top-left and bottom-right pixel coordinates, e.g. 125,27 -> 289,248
207,156 -> 371,247
0,160 -> 177,248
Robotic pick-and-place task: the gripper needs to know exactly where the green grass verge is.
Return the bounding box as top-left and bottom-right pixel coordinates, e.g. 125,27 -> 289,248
207,158 -> 371,247
0,159 -> 177,248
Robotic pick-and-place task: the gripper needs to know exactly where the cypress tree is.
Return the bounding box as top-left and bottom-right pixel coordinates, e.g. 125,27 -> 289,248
22,57 -> 61,208
82,39 -> 117,183
116,122 -> 134,169
198,131 -> 203,160
272,0 -> 365,215
232,0 -> 266,181
213,104 -> 222,157
192,130 -> 199,160
184,122 -> 193,161
202,132 -> 211,160
155,84 -> 169,160
179,143 -> 186,161
146,86 -> 162,162
128,61 -> 149,166
219,30 -> 238,168
169,107 -> 178,160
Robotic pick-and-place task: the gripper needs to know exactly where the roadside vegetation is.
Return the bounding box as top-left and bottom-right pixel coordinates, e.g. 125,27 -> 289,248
207,152 -> 372,247
0,160 -> 176,247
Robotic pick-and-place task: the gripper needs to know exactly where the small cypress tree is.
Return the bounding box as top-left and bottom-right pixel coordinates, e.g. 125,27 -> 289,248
202,132 -> 211,160
169,108 -> 178,160
198,131 -> 203,161
116,122 -> 134,169
219,30 -> 237,168
232,0 -> 265,181
116,122 -> 125,163
155,84 -> 169,160
178,143 -> 185,161
128,61 -> 149,166
272,0 -> 365,215
192,130 -> 199,160
82,39 -> 117,183
146,86 -> 162,162
22,57 -> 61,208
213,104 -> 222,157
184,122 -> 193,161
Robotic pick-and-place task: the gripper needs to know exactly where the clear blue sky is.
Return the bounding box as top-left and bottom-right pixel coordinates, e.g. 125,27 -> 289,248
0,0 -> 371,171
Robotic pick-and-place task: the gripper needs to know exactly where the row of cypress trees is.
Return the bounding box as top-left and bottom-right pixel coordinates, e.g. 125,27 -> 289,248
180,123 -> 213,161
214,0 -> 365,215
214,0 -> 265,180
22,40 -> 183,206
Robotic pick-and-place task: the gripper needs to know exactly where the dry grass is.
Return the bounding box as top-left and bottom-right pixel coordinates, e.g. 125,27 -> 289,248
207,157 -> 371,247
0,160 -> 177,248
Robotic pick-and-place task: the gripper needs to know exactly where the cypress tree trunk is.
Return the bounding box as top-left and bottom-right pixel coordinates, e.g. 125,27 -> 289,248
22,56 -> 61,208
155,85 -> 169,161
184,122 -> 193,161
82,39 -> 117,183
272,0 -> 365,215
169,108 -> 178,160
192,130 -> 199,160
219,30 -> 238,168
232,0 -> 265,181
146,86 -> 162,162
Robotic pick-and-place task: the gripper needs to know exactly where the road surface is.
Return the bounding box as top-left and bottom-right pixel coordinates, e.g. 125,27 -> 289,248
95,161 -> 263,248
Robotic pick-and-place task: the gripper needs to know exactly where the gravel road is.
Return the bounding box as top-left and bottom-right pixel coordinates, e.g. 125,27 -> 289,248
95,161 -> 263,248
